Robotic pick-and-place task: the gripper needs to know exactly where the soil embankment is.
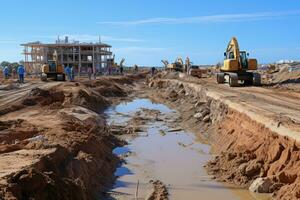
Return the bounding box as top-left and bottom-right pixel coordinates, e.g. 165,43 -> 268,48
1,71 -> 299,199
0,75 -> 144,200
147,72 -> 300,199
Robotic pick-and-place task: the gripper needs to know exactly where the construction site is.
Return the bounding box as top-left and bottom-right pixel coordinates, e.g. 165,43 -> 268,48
0,1 -> 300,200
22,36 -> 113,76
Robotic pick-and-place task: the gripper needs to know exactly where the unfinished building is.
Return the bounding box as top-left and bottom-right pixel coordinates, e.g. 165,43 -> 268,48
21,36 -> 113,75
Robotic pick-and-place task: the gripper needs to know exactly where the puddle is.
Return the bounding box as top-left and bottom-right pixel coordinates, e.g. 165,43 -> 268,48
105,98 -> 270,200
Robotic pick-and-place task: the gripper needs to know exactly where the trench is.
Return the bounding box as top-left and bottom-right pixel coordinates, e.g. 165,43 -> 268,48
104,98 -> 269,200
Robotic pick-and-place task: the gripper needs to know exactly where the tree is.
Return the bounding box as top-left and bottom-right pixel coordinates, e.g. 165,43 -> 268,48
0,61 -> 11,67
0,61 -> 20,72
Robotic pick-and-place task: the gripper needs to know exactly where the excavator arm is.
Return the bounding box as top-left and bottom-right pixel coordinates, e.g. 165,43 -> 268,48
226,37 -> 240,64
119,58 -> 125,67
177,57 -> 184,66
185,57 -> 190,66
161,60 -> 169,68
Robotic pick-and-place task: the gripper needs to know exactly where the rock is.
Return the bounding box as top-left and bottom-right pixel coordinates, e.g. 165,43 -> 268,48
178,89 -> 185,95
168,90 -> 178,99
193,113 -> 203,119
249,177 -> 272,193
201,108 -> 210,116
269,182 -> 284,193
245,162 -> 261,177
194,101 -> 206,108
238,163 -> 248,175
148,82 -> 154,87
227,152 -> 237,161
278,171 -> 297,184
203,115 -> 210,122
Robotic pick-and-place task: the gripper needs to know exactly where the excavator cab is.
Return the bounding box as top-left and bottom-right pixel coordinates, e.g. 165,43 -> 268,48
48,60 -> 57,72
239,51 -> 248,70
41,51 -> 65,81
225,52 -> 235,59
163,58 -> 184,72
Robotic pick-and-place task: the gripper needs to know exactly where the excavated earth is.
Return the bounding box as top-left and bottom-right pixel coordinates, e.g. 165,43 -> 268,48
146,72 -> 300,200
0,74 -> 145,200
1,71 -> 300,200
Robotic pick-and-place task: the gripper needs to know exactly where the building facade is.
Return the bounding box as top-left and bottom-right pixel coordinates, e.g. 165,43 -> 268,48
21,37 -> 113,75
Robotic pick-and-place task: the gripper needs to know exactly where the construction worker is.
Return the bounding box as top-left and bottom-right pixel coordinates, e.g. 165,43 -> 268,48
87,66 -> 93,80
64,65 -> 71,81
120,65 -> 124,75
70,66 -> 75,81
185,57 -> 191,73
108,65 -> 112,75
134,65 -> 138,74
3,66 -> 9,79
151,67 -> 156,76
17,65 -> 25,83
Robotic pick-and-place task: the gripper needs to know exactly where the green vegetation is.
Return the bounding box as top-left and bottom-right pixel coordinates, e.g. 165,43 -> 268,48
0,61 -> 19,72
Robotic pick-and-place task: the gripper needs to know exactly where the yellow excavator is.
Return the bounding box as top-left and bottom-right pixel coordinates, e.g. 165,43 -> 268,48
216,37 -> 261,87
41,51 -> 65,81
107,55 -> 125,70
162,57 -> 184,72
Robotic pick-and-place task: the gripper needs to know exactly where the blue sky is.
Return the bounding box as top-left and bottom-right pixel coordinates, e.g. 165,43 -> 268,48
0,0 -> 300,66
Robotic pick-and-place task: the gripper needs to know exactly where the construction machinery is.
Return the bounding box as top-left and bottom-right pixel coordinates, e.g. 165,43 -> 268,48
41,51 -> 65,81
185,57 -> 206,78
188,65 -> 208,78
216,37 -> 261,87
161,58 -> 184,72
107,55 -> 125,72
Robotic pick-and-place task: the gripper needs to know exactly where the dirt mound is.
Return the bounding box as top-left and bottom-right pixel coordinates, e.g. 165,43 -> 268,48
94,84 -> 127,97
0,119 -> 44,152
0,76 -> 137,200
0,88 -> 65,116
272,65 -> 300,84
22,88 -> 65,107
0,108 -> 120,200
206,109 -> 300,199
261,64 -> 300,92
83,74 -> 145,88
0,83 -> 20,91
160,71 -> 180,79
70,88 -> 109,112
146,180 -> 169,200
148,76 -> 300,199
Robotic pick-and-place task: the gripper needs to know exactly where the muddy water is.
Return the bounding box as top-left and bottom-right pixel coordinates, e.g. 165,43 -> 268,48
105,99 -> 270,200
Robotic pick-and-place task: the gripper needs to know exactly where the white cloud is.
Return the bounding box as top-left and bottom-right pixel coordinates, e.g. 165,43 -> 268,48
97,10 -> 300,25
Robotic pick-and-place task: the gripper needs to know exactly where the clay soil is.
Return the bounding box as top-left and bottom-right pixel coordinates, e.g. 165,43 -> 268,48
0,70 -> 299,200
0,74 -> 145,200
146,71 -> 300,200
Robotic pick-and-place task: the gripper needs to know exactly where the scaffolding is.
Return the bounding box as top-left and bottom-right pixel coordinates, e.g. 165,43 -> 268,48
21,36 -> 113,75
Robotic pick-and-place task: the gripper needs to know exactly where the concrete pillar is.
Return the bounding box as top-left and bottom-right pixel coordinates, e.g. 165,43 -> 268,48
78,46 -> 81,76
92,46 -> 95,74
60,47 -> 63,64
73,46 -> 75,69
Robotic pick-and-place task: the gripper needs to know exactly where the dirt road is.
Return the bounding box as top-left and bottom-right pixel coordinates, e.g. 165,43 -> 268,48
165,74 -> 300,139
0,81 -> 61,109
